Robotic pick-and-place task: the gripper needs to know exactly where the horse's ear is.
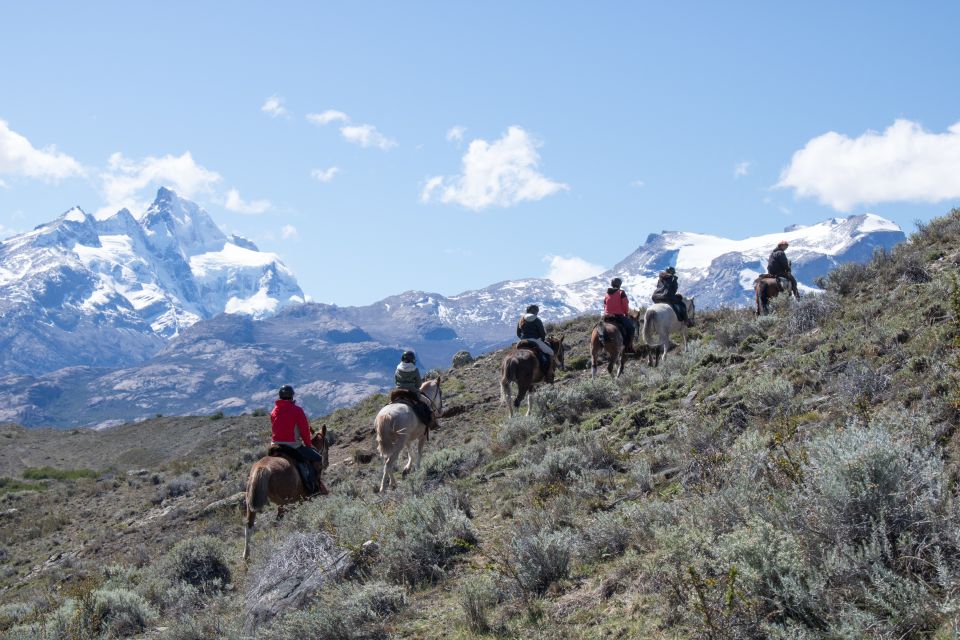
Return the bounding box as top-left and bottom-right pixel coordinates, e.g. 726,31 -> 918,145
320,424 -> 327,438
436,374 -> 442,386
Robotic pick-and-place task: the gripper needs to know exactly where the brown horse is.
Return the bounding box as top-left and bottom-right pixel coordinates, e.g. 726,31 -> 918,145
754,276 -> 793,315
590,311 -> 641,378
500,335 -> 565,417
242,426 -> 329,561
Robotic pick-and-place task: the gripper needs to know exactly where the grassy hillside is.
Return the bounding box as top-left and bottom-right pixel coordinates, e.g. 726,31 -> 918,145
1,209 -> 959,639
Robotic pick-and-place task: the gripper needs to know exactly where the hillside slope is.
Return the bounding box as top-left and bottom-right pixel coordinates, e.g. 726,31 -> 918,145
0,210 -> 957,639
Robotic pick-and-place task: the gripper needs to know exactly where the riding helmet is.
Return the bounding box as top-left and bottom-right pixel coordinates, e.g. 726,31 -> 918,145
525,304 -> 539,315
666,266 -> 676,275
278,384 -> 295,400
611,277 -> 623,288
401,350 -> 416,364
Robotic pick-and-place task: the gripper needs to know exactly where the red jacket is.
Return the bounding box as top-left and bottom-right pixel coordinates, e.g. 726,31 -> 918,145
270,400 -> 314,448
604,289 -> 629,315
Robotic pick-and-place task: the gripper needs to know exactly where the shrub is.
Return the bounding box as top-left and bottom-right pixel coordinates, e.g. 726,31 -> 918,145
509,528 -> 575,595
496,415 -> 544,448
87,588 -> 157,637
159,536 -> 231,592
835,360 -> 890,408
457,573 -> 499,633
822,261 -> 871,296
416,442 -> 486,483
21,467 -> 98,481
164,474 -> 197,498
785,293 -> 840,335
713,311 -> 763,349
378,489 -> 477,586
534,377 -> 618,423
745,377 -> 793,418
259,581 -> 406,640
579,509 -> 633,560
249,532 -> 338,597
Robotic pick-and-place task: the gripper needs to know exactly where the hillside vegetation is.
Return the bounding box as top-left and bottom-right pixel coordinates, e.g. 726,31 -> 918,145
1,209 -> 959,639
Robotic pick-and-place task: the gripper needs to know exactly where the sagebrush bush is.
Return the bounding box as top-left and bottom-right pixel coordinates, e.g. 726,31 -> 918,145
259,580 -> 407,640
416,441 -> 486,483
745,376 -> 793,417
164,473 -> 197,498
785,292 -> 839,334
578,508 -> 633,560
158,536 -> 231,592
249,531 -> 339,598
377,488 -> 477,586
835,360 -> 890,408
508,528 -> 575,595
534,377 -> 618,423
712,310 -> 763,348
822,261 -> 871,295
457,573 -> 499,633
496,415 -> 544,448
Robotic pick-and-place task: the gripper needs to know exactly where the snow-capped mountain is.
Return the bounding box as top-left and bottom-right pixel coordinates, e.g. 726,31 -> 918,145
0,187 -> 304,375
0,204 -> 905,429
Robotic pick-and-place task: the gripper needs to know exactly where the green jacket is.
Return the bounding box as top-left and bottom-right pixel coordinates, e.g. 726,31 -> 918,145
395,363 -> 422,391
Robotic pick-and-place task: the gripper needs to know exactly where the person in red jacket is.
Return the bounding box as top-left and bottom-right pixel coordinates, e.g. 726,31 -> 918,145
604,277 -> 635,352
270,384 -> 325,494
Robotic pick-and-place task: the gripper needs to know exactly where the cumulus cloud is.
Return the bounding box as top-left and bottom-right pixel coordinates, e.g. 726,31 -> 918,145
630,179 -> 645,188
224,188 -> 271,214
261,95 -> 289,118
421,126 -> 568,210
306,110 -> 349,126
0,120 -> 84,181
544,255 -> 605,285
100,151 -> 222,215
777,119 -> 960,211
311,166 -> 340,183
307,110 -> 396,150
281,224 -> 299,240
734,161 -> 751,178
340,124 -> 396,150
446,125 -> 466,143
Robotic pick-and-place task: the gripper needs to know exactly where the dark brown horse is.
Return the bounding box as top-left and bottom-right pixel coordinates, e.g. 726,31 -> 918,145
754,276 -> 793,315
590,311 -> 641,378
242,426 -> 329,561
500,336 -> 565,417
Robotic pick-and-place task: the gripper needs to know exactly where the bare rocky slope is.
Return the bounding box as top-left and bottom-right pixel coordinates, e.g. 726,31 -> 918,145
0,210 -> 957,639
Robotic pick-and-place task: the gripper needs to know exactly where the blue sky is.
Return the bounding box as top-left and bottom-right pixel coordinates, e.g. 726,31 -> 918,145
1,2 -> 959,305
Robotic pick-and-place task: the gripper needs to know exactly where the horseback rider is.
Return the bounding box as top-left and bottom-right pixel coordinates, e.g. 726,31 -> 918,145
767,241 -> 800,298
652,267 -> 692,327
395,350 -> 422,391
604,277 -> 636,352
394,350 -> 435,428
270,385 -> 326,495
516,304 -> 555,372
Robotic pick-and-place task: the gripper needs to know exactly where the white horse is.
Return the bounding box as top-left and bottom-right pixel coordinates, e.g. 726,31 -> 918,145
642,297 -> 696,366
375,378 -> 442,493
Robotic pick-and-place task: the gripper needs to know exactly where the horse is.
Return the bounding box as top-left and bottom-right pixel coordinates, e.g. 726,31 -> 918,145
754,275 -> 795,315
243,426 -> 329,561
590,311 -> 642,378
643,298 -> 696,367
500,335 -> 565,417
375,378 -> 443,493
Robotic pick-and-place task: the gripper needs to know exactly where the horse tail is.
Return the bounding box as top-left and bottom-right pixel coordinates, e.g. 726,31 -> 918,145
642,307 -> 657,345
500,358 -> 518,404
755,281 -> 762,315
246,464 -> 270,514
375,414 -> 387,458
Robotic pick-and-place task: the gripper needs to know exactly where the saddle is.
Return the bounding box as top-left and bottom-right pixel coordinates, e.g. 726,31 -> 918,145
516,339 -> 552,374
268,444 -> 320,495
758,274 -> 791,291
389,389 -> 436,435
601,314 -> 629,342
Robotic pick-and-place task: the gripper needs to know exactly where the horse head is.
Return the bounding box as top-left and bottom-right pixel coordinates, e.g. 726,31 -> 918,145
311,424 -> 330,470
420,377 -> 443,421
548,334 -> 566,371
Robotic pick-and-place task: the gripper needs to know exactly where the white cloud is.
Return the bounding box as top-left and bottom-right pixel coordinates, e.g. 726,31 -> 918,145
281,224 -> 299,240
306,110 -> 349,126
777,119 -> 960,211
0,223 -> 16,239
0,120 -> 83,181
0,178 -> 7,189
340,124 -> 397,150
630,179 -> 645,188
446,126 -> 466,143
734,161 -> 751,178
544,255 -> 605,285
421,126 -> 568,210
311,166 -> 340,183
100,151 -> 222,215
224,188 -> 271,214
261,95 -> 289,118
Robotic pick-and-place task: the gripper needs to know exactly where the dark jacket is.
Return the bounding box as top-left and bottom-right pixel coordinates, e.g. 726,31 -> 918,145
652,272 -> 679,303
517,313 -> 546,340
767,249 -> 790,276
395,363 -> 422,391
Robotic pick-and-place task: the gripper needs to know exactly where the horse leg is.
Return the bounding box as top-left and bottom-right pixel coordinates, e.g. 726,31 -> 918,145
242,509 -> 256,561
379,450 -> 397,493
514,384 -> 528,412
591,345 -> 598,378
501,379 -> 515,418
276,505 -> 285,521
401,444 -> 414,477
525,389 -> 533,417
617,349 -> 626,378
